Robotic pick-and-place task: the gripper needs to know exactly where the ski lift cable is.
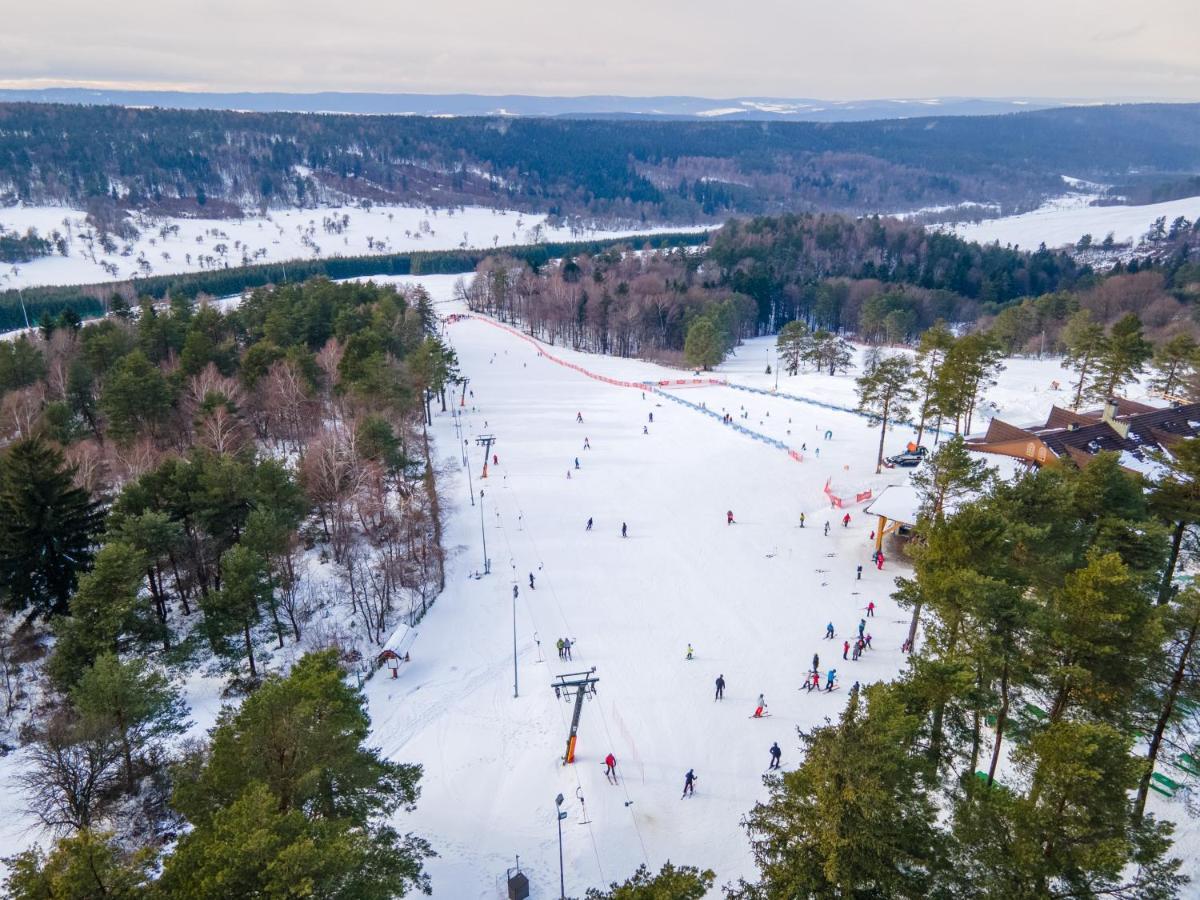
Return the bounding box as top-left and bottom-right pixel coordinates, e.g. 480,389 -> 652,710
489,490 -> 605,882
500,481 -> 646,868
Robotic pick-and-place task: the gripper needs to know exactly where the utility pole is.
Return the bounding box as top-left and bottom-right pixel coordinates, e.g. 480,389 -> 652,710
551,668 -> 599,765
460,376 -> 470,407
512,583 -> 519,697
555,793 -> 567,899
478,489 -> 490,575
475,434 -> 496,479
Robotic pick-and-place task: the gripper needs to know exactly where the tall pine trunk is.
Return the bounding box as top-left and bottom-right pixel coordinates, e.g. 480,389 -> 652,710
1158,520 -> 1186,606
1135,612 -> 1199,818
987,659 -> 1010,786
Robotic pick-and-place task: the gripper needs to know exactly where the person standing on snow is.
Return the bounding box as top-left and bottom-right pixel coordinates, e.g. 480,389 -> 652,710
556,638 -> 565,659
682,769 -> 697,798
800,512 -> 806,528
621,522 -> 628,538
529,572 -> 535,590
769,742 -> 782,770
576,412 -> 583,423
825,669 -> 837,692
842,512 -> 851,527
824,521 -> 830,536
867,601 -> 875,617
643,425 -> 649,435
586,517 -> 593,531
583,437 -> 590,449
858,619 -> 866,638
812,653 -> 819,673
825,622 -> 835,639
843,640 -> 850,660
686,643 -> 694,660
715,674 -> 725,700
648,412 -> 654,423
856,565 -> 863,581
574,457 -> 580,470
877,551 -> 886,570
727,510 -> 735,525
753,694 -> 767,717
604,753 -> 617,781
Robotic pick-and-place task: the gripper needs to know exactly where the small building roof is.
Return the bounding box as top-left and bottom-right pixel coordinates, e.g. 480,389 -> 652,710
863,483 -> 922,527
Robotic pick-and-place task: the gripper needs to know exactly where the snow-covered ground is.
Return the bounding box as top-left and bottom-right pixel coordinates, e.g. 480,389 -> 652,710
0,204 -> 706,290
0,276 -> 1191,894
944,193 -> 1200,251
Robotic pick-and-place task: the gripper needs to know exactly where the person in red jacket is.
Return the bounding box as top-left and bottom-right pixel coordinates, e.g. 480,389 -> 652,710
727,510 -> 735,525
604,753 -> 617,782
842,512 -> 851,527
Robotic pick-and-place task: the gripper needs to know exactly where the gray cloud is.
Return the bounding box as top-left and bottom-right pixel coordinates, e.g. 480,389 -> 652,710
0,0 -> 1197,99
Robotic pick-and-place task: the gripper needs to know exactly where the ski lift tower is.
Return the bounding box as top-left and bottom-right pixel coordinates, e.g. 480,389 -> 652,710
476,434 -> 496,479
552,668 -> 599,765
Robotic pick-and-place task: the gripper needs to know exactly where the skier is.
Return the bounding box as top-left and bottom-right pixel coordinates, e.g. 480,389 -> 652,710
865,633 -> 873,649
576,412 -> 583,423
682,769 -> 697,798
825,622 -> 835,639
769,742 -> 782,770
843,640 -> 850,660
858,619 -> 866,638
493,454 -> 498,466
686,643 -> 694,660
648,412 -> 654,423
529,572 -> 535,590
513,584 -> 519,600
583,437 -> 591,449
812,653 -> 819,672
824,521 -> 830,536
825,669 -> 837,692
808,670 -> 821,692
753,694 -> 767,718
727,510 -> 735,525
851,641 -> 861,661
824,429 -> 833,440
556,638 -> 565,659
586,517 -> 593,531
643,425 -> 649,435
876,552 -> 885,570
842,512 -> 851,528
604,753 -> 617,782
856,565 -> 863,581
575,457 -> 580,470
867,601 -> 875,617
715,674 -> 725,700
621,522 -> 628,538
799,512 -> 806,528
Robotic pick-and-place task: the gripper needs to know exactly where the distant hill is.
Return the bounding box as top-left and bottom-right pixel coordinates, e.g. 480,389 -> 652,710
0,102 -> 1197,223
0,89 -> 1073,121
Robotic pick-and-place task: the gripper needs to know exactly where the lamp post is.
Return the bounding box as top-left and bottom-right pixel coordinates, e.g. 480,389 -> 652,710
512,584 -> 519,698
555,793 -> 567,899
464,440 -> 475,506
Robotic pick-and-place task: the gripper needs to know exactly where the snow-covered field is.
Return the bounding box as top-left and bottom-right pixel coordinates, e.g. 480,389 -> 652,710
0,204 -> 706,290
945,193 -> 1200,251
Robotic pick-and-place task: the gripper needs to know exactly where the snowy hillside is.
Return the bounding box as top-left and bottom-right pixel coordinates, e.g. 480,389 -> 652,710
945,193 -> 1200,251
0,204 -> 705,291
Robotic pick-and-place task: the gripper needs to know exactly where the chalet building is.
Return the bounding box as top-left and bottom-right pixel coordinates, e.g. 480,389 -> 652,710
964,397 -> 1200,474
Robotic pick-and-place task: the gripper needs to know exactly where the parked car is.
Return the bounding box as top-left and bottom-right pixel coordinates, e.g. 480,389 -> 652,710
886,446 -> 928,468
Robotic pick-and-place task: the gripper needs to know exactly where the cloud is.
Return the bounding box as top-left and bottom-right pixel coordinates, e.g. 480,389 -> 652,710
0,0 -> 1197,99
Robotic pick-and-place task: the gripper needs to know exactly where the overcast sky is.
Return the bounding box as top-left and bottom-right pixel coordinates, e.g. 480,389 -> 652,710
2,0 -> 1199,100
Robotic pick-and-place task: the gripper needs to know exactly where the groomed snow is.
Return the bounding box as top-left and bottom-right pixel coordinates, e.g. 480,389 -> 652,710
0,205 -> 707,291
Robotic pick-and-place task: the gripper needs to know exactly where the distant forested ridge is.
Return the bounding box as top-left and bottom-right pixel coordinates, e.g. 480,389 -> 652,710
1,102 -> 1199,223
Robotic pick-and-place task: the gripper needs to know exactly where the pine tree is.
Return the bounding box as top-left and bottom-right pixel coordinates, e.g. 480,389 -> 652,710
4,829 -> 153,900
1149,333 -> 1197,399
0,437 -> 103,618
683,317 -> 723,370
913,322 -> 955,446
99,350 -> 173,442
732,683 -> 941,898
202,544 -> 268,678
775,320 -> 809,376
1061,310 -> 1107,410
1148,437 -> 1200,606
1090,313 -> 1152,403
47,541 -> 160,689
585,863 -> 715,899
856,354 -> 918,473
71,653 -> 187,795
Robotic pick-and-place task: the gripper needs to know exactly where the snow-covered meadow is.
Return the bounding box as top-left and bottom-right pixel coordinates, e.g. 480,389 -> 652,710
0,204 -> 706,291
945,193 -> 1200,252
